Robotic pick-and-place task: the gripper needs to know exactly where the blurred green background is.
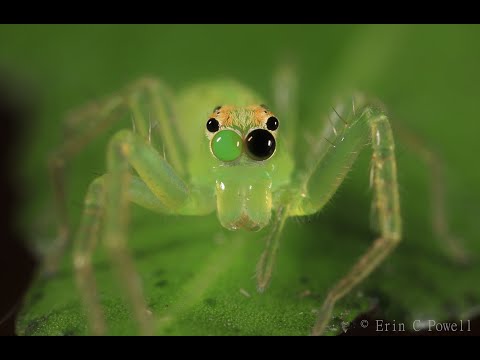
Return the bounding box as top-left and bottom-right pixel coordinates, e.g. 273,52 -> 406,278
1,25 -> 479,335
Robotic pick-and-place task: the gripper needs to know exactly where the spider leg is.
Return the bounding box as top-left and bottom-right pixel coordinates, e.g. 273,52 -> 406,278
73,129 -> 213,335
73,176 -> 107,335
47,78 -> 185,274
290,95 -> 401,335
393,122 -> 469,263
273,60 -> 298,152
256,205 -> 289,292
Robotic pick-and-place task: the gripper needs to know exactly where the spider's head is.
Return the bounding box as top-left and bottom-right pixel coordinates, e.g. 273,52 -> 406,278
205,105 -> 280,231
205,104 -> 279,162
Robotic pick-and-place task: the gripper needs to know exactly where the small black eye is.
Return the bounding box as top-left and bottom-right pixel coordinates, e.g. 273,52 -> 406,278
266,117 -> 279,131
246,129 -> 276,161
206,118 -> 219,133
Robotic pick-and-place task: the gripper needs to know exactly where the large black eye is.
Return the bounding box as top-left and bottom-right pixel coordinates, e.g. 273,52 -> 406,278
206,118 -> 219,133
246,129 -> 276,161
266,116 -> 279,131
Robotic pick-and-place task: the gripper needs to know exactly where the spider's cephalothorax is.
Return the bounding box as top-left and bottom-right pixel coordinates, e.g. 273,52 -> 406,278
204,105 -> 281,231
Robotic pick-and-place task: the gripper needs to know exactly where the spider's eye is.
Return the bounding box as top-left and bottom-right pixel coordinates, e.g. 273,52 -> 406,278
211,130 -> 243,162
206,118 -> 220,133
266,116 -> 279,131
246,129 -> 276,161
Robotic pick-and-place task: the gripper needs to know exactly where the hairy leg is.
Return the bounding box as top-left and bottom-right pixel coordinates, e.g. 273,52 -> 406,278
73,130 -> 213,335
290,95 -> 401,335
47,78 -> 185,273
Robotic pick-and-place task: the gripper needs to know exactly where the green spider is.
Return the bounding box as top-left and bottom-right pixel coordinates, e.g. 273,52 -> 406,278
47,65 -> 465,336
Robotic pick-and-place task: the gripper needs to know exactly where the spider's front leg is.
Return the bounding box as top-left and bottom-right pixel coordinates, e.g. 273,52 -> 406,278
47,78 -> 185,274
74,130 -> 213,335
289,96 -> 401,335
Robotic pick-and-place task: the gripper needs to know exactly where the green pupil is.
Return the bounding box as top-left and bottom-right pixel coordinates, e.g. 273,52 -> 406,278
211,130 -> 243,162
